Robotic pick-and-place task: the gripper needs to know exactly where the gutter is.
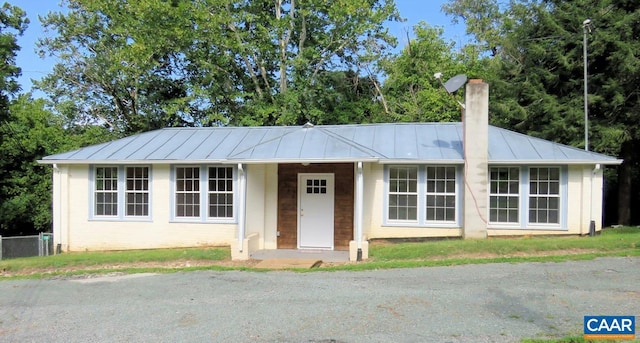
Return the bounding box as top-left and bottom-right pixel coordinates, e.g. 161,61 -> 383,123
237,163 -> 246,253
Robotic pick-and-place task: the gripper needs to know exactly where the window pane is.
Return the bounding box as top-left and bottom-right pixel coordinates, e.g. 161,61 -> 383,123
445,208 -> 455,221
389,207 -> 397,220
509,181 -> 519,193
426,180 -> 435,192
550,182 -> 559,195
389,180 -> 398,192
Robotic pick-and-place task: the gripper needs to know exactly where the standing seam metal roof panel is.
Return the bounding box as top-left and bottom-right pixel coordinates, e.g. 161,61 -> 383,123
114,129 -> 180,160
346,125 -> 380,158
40,123 -> 622,164
165,129 -> 215,161
146,129 -> 193,160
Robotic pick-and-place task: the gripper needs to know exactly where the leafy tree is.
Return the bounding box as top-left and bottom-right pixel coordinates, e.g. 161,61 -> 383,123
443,0 -> 640,225
37,0 -> 203,134
382,23 -> 484,122
0,2 -> 27,118
37,0 -> 401,133
0,96 -> 115,235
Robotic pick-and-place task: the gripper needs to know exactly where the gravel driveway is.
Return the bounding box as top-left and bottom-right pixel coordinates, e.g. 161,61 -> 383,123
1,257 -> 638,342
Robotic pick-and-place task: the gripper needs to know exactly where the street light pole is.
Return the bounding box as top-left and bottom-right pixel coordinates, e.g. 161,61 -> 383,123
583,19 -> 591,151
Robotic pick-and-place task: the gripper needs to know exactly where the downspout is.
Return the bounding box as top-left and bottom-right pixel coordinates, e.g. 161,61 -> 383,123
52,164 -> 62,254
237,163 -> 246,252
589,164 -> 600,236
356,162 -> 364,261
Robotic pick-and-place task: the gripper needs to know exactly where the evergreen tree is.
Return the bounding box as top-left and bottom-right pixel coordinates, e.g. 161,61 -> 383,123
444,0 -> 640,224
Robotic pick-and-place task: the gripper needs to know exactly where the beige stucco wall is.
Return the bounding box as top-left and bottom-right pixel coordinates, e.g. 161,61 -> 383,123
54,164 -> 239,252
244,163 -> 278,250
52,162 -> 607,252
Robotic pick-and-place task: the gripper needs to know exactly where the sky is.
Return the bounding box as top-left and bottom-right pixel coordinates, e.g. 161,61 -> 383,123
12,0 -> 468,96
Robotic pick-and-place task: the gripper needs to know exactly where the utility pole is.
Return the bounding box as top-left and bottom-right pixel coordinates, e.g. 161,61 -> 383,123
583,19 -> 591,151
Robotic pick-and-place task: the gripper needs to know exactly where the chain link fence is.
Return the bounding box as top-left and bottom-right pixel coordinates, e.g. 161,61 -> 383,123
0,233 -> 54,260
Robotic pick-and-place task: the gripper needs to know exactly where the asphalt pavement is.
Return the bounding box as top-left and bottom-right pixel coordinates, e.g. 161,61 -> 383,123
1,257 -> 638,342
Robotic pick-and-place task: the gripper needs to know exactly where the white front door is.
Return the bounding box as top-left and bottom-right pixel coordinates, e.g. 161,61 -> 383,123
298,173 -> 334,249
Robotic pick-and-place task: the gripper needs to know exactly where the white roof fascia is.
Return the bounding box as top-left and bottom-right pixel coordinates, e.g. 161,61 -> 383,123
222,157 -> 380,164
378,159 -> 464,165
38,158 -> 382,165
37,159 -> 227,165
488,159 -> 623,165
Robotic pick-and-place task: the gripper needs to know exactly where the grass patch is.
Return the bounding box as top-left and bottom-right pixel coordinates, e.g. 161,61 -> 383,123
368,227 -> 640,261
1,227 -> 638,278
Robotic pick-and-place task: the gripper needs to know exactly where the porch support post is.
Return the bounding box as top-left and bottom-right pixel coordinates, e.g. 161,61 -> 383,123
237,163 -> 246,252
350,161 -> 368,261
356,162 -> 364,249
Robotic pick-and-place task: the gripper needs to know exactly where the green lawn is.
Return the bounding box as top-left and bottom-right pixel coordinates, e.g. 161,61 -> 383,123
369,226 -> 640,261
1,227 -> 638,277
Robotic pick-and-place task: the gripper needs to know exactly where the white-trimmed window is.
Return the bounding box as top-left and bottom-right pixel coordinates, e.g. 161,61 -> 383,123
386,165 -> 459,226
208,166 -> 234,218
388,166 -> 418,221
175,166 -> 200,217
92,166 -> 151,219
426,166 -> 456,222
126,167 -> 149,216
95,167 -> 119,216
489,167 -> 520,223
172,165 -> 236,221
529,167 -> 560,224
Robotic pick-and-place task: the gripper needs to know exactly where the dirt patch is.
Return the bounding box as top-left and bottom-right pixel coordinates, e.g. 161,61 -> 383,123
0,249 -> 605,278
0,259 -> 261,278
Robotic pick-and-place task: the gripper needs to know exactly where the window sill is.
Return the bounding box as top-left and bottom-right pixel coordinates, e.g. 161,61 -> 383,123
89,217 -> 152,222
383,222 -> 460,229
170,219 -> 237,225
489,224 -> 567,231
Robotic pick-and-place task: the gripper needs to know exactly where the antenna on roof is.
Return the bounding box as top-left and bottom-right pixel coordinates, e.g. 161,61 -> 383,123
434,73 -> 467,109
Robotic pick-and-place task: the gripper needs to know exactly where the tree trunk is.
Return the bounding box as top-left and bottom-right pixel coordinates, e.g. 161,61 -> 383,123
617,141 -> 633,225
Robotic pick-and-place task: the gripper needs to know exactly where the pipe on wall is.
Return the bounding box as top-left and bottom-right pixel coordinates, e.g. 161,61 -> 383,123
237,163 -> 246,252
356,162 -> 364,252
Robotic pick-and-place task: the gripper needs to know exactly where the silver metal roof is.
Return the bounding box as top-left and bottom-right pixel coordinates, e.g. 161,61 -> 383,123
41,123 -> 622,165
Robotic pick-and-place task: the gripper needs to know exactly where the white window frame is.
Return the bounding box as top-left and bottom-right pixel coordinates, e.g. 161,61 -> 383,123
489,167 -> 520,225
528,166 -> 561,226
384,165 -> 461,227
175,166 -> 201,219
207,166 -> 235,219
94,166 -> 119,217
125,166 -> 150,217
425,166 -> 457,223
171,165 -> 237,223
387,166 -> 419,222
90,165 -> 152,221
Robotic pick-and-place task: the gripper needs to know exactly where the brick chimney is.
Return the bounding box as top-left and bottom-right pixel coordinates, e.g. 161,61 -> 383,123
463,79 -> 489,239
